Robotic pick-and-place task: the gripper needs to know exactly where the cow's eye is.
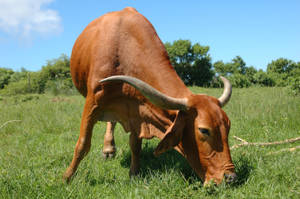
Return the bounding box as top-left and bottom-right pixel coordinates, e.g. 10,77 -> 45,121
199,128 -> 210,136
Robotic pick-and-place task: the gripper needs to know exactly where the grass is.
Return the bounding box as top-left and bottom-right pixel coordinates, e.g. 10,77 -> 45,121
0,87 -> 299,198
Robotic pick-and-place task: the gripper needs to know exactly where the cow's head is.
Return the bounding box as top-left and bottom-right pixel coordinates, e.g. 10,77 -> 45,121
100,76 -> 236,185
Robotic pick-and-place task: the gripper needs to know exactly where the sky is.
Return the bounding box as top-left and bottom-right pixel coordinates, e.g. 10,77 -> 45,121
0,0 -> 299,71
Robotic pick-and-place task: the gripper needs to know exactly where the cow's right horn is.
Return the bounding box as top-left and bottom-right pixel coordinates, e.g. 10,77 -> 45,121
100,75 -> 188,111
218,76 -> 232,107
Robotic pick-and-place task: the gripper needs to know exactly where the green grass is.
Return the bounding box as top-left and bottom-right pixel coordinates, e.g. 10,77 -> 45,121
0,87 -> 299,198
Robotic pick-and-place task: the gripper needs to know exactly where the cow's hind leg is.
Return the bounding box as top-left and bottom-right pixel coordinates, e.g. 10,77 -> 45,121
63,97 -> 99,183
102,121 -> 117,159
129,132 -> 142,177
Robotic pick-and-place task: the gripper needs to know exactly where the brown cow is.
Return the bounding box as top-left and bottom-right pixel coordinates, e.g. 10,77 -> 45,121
63,7 -> 237,185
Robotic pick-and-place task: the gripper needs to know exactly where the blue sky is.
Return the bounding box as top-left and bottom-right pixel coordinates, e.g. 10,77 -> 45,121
0,0 -> 299,71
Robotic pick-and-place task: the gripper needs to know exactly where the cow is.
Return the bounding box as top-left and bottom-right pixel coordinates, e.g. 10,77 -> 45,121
63,7 -> 237,185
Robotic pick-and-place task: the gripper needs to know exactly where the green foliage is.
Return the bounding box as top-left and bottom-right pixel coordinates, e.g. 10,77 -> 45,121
287,64 -> 300,95
8,68 -> 29,83
0,79 -> 31,95
213,56 -> 256,88
0,88 -> 299,198
244,66 -> 257,83
288,76 -> 300,95
45,78 -> 76,96
213,56 -> 299,89
253,70 -> 275,86
0,71 -> 45,95
165,40 -> 214,86
213,60 -> 227,76
1,45 -> 299,94
228,73 -> 251,88
0,54 -> 75,96
214,56 -> 248,77
266,58 -> 299,87
0,68 -> 14,89
267,58 -> 296,74
29,71 -> 48,93
38,54 -> 72,93
231,56 -> 247,75
41,54 -> 71,80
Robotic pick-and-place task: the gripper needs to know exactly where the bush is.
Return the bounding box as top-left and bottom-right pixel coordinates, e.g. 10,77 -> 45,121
209,76 -> 223,88
267,72 -> 288,87
8,68 -> 29,83
253,71 -> 275,86
29,72 -> 48,94
45,78 -> 76,96
288,76 -> 300,96
228,73 -> 251,88
0,79 -> 32,96
0,68 -> 14,89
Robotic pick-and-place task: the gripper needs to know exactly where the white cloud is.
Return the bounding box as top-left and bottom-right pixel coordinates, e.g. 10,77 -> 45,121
0,0 -> 62,38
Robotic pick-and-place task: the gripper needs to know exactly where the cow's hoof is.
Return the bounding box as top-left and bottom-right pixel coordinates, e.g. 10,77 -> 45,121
63,176 -> 71,184
102,152 -> 115,159
102,148 -> 116,159
129,168 -> 140,177
63,168 -> 74,184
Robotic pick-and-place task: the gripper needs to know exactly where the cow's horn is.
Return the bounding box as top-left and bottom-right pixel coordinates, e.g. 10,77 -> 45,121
218,76 -> 232,107
100,75 -> 188,111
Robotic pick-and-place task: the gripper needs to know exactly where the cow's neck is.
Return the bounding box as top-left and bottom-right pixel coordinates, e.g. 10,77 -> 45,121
133,102 -> 177,140
119,28 -> 192,99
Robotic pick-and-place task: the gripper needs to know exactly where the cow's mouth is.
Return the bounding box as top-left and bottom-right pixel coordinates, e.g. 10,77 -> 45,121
204,171 -> 237,185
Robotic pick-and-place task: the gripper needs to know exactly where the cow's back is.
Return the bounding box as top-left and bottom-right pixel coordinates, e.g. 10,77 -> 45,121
70,7 -> 189,98
70,8 -> 128,97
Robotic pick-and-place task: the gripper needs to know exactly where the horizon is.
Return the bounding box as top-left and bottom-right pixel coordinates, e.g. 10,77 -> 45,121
0,0 -> 299,72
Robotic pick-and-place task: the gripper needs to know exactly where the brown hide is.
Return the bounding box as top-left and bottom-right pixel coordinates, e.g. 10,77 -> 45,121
64,7 -> 236,185
70,7 -> 190,99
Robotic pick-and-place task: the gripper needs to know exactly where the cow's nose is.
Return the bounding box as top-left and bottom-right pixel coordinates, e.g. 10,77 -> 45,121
224,172 -> 237,183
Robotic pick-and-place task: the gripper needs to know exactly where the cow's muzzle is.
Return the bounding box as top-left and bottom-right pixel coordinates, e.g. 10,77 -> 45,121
224,172 -> 237,183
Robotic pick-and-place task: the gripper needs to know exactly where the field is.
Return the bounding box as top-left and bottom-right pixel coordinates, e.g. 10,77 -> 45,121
0,87 -> 299,198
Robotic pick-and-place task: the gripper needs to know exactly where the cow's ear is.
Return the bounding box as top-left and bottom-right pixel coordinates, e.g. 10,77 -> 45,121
154,111 -> 186,156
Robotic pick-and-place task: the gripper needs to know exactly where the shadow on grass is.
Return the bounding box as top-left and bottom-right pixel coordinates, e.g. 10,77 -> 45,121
120,143 -> 199,181
119,144 -> 254,187
231,155 -> 254,187
83,144 -> 253,188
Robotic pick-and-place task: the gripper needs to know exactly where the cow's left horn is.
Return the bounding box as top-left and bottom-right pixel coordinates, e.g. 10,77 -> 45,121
218,76 -> 232,107
100,76 -> 188,111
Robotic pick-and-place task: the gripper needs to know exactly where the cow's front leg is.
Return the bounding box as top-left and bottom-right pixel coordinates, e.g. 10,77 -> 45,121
102,121 -> 117,159
129,132 -> 142,177
63,97 -> 99,183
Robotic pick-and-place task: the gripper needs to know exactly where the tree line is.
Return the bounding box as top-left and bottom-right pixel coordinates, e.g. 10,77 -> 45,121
0,40 -> 299,96
165,40 -> 299,91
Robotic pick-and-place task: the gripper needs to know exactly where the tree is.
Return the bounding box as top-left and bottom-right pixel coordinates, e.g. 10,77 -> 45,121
231,56 -> 247,75
267,58 -> 296,74
37,54 -> 72,93
228,73 -> 251,88
267,58 -> 298,86
165,40 -> 214,86
287,62 -> 300,95
213,56 -> 252,87
214,56 -> 247,76
253,70 -> 275,86
244,66 -> 257,84
213,61 -> 228,76
41,54 -> 71,80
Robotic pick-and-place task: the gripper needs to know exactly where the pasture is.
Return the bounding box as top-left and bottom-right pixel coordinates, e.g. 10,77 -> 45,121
0,87 -> 299,198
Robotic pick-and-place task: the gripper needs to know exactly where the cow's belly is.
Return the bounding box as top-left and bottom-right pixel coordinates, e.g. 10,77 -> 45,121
98,104 -> 166,140
98,111 -> 118,122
